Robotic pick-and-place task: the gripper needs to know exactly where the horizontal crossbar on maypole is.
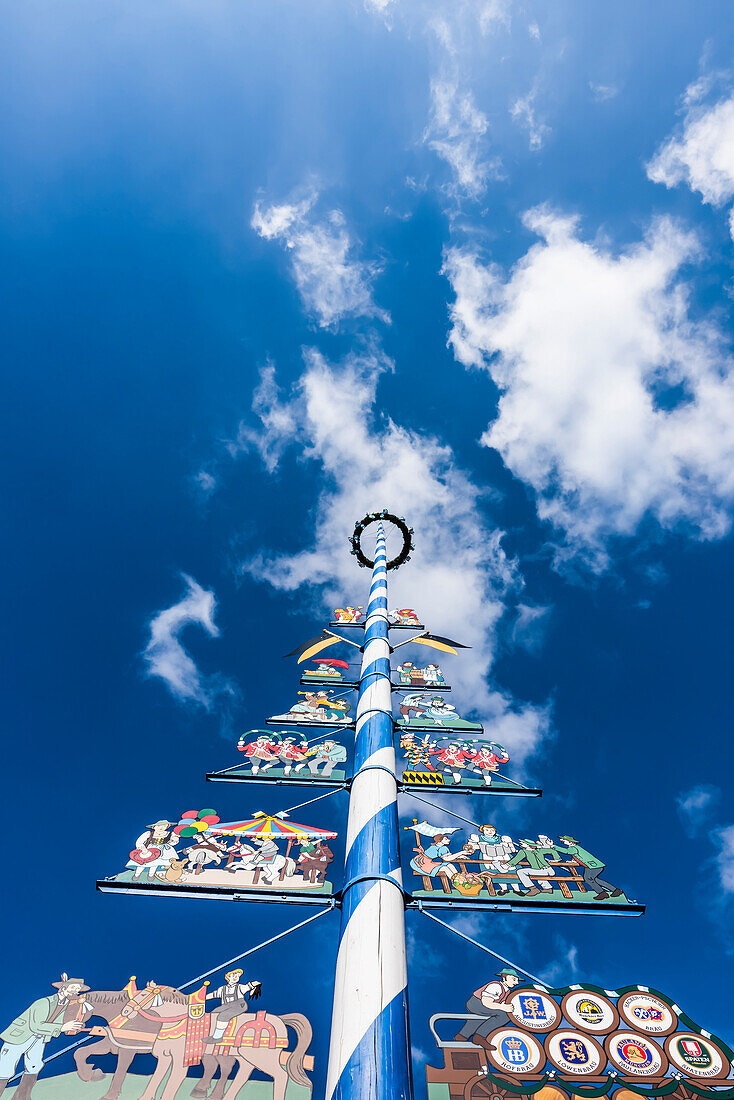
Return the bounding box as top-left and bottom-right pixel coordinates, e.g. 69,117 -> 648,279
406,897 -> 645,916
396,782 -> 542,797
206,770 -> 349,789
95,879 -> 338,906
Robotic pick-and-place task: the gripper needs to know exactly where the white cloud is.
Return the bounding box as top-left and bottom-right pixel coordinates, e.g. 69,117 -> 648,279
251,189 -> 389,329
510,82 -> 549,151
677,784 -> 720,837
648,86 -> 734,236
528,22 -> 541,41
540,937 -> 580,987
479,0 -> 511,35
194,469 -> 217,495
510,603 -> 550,654
589,82 -> 618,102
143,574 -> 233,708
364,0 -> 395,14
229,361 -> 298,473
714,825 -> 734,895
424,79 -> 500,198
444,207 -> 734,572
237,345 -> 550,768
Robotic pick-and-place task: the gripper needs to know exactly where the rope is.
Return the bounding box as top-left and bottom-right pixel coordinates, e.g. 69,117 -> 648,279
8,905 -> 336,1083
417,906 -> 547,985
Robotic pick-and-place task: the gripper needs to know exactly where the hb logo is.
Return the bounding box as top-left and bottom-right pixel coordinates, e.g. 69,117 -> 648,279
403,772 -> 445,785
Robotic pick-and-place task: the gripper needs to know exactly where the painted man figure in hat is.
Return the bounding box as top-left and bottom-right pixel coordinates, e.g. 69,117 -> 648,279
205,969 -> 262,1045
456,967 -> 522,1047
556,835 -> 624,900
0,973 -> 92,1097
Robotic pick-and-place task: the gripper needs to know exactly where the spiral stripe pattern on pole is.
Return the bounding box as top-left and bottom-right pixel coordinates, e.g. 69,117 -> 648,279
325,522 -> 413,1100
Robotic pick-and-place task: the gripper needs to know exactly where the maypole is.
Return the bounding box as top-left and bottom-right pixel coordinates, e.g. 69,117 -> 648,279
325,517 -> 413,1100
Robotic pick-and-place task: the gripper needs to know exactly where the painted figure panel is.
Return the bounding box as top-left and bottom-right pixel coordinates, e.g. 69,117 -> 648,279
425,971 -> 733,1097
103,809 -> 336,895
300,659 -> 358,687
405,819 -> 638,909
394,662 -> 448,689
396,692 -> 483,732
226,730 -> 350,783
0,971 -> 315,1099
398,732 -> 526,791
268,690 -> 354,727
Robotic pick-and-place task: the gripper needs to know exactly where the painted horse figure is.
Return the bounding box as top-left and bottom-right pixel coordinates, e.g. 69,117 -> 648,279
126,984 -> 312,1100
74,979 -> 236,1100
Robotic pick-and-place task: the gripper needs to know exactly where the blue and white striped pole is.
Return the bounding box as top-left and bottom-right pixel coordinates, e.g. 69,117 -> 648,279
325,521 -> 413,1100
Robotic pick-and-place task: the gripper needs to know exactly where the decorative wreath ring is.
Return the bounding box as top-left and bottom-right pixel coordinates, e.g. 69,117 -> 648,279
350,510 -> 414,570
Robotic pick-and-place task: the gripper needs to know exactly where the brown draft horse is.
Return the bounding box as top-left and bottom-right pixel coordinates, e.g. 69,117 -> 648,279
73,980 -> 236,1100
131,986 -> 313,1100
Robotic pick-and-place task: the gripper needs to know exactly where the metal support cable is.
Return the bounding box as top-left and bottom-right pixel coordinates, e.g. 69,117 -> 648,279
275,784 -> 344,817
402,789 -> 480,829
179,904 -> 335,989
8,905 -> 336,1083
417,905 -> 548,987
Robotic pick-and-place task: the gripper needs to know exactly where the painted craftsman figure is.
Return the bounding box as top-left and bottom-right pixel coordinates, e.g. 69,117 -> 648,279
556,835 -> 624,900
456,967 -> 521,1046
205,968 -> 262,1045
0,974 -> 92,1098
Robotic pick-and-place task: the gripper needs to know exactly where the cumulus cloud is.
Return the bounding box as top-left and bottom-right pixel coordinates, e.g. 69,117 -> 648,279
677,784 -> 720,837
648,84 -> 734,237
143,574 -> 234,708
236,344 -> 550,768
444,207 -> 734,572
424,79 -> 500,198
510,82 -> 549,151
251,189 -> 389,329
648,90 -> 734,205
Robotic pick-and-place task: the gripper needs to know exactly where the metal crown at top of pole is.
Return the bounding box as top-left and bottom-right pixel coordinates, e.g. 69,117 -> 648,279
325,517 -> 413,1100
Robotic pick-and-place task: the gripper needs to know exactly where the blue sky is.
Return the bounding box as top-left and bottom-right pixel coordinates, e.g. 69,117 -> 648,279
2,0 -> 734,1092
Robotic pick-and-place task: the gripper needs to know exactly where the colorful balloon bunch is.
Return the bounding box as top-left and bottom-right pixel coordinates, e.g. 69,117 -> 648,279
174,809 -> 220,838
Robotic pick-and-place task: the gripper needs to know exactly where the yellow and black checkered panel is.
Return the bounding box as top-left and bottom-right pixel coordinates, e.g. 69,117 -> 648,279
402,771 -> 444,785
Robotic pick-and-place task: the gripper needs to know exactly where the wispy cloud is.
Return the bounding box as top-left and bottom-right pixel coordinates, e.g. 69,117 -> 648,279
193,469 -> 217,496
424,79 -> 501,198
143,574 -> 235,709
539,936 -> 580,987
235,344 -> 550,769
677,784 -> 720,837
444,207 -> 734,574
589,81 -> 619,102
714,825 -> 734,895
648,78 -> 734,237
251,188 -> 389,329
510,81 -> 550,151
